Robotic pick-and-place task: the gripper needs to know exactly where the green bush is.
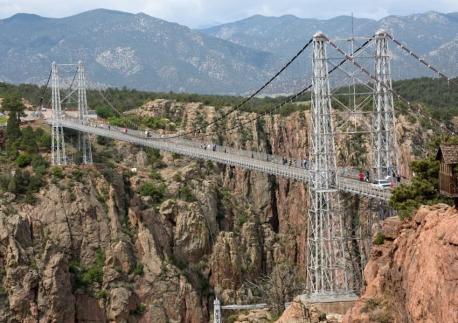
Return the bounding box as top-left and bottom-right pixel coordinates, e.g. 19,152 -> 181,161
95,289 -> 109,299
149,169 -> 163,181
96,135 -> 114,146
130,304 -> 146,316
145,148 -> 166,168
71,169 -> 83,182
133,263 -> 144,276
31,155 -> 49,174
35,128 -> 51,150
51,167 -> 64,179
20,127 -> 38,153
173,172 -> 182,182
390,156 -> 451,220
69,250 -> 105,290
15,153 -> 32,168
178,184 -> 196,202
373,232 -> 385,245
144,116 -> 169,130
0,170 -> 43,203
95,106 -> 114,119
139,181 -> 166,204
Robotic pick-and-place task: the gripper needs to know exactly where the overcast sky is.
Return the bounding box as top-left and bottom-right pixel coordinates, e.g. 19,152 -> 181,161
1,0 -> 458,28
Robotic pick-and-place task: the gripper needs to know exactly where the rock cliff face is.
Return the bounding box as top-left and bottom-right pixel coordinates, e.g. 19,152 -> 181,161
343,205 -> 458,323
0,99 -> 436,322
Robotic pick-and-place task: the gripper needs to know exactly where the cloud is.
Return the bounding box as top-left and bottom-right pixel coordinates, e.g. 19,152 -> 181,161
0,0 -> 457,27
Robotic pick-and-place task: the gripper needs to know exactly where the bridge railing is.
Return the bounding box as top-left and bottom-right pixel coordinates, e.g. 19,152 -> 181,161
65,118 -> 307,170
52,117 -> 391,201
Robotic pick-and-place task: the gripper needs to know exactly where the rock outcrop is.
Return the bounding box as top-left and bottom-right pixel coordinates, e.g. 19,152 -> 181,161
0,98 -> 438,321
344,205 -> 458,323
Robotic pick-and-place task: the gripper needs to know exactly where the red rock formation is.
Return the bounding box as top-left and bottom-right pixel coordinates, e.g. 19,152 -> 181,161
344,204 -> 458,323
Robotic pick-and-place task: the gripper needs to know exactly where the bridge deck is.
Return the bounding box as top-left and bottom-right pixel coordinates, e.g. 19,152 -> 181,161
48,118 -> 391,201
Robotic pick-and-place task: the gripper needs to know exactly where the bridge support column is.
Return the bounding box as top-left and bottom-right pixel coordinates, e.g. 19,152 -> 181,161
213,297 -> 222,323
51,62 -> 67,166
77,61 -> 93,164
373,30 -> 396,180
307,32 -> 351,299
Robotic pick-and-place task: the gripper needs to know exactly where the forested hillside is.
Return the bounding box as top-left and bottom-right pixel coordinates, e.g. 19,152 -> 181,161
1,77 -> 457,122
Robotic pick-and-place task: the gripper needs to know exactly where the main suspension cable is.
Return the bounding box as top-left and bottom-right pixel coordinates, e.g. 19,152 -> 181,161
96,87 -> 141,130
386,33 -> 458,86
326,37 -> 413,107
38,69 -> 52,108
190,37 -> 375,140
163,38 -> 314,139
326,36 -> 453,134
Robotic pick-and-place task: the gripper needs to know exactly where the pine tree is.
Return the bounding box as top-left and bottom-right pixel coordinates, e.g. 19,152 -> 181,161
4,94 -> 24,143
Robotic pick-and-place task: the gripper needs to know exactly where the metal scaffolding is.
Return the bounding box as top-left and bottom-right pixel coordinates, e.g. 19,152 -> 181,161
51,62 -> 67,166
373,30 -> 396,180
77,61 -> 93,164
307,32 -> 350,298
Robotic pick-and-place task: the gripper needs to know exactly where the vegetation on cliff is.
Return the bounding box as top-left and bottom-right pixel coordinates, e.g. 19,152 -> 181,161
0,93 -> 50,203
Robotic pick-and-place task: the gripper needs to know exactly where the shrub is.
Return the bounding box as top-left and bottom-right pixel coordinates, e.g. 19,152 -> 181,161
362,298 -> 381,313
81,250 -> 105,285
51,167 -> 64,179
101,167 -> 116,183
71,169 -> 83,182
139,181 -> 166,204
390,156 -> 451,219
173,172 -> 182,182
69,250 -> 105,290
373,232 -> 385,245
130,304 -> 146,316
145,148 -> 166,168
31,155 -> 49,174
15,153 -> 32,167
95,106 -> 114,119
95,289 -> 109,299
178,184 -> 196,202
237,212 -> 248,226
149,169 -> 163,181
96,135 -> 113,146
133,263 -> 144,276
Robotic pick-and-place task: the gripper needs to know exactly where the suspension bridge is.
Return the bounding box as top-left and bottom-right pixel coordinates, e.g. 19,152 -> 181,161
36,29 -> 455,317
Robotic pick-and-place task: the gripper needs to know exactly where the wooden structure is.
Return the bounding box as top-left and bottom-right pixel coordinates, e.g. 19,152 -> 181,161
436,145 -> 458,199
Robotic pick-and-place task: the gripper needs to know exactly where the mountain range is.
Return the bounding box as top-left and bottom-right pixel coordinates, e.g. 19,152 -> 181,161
0,9 -> 457,95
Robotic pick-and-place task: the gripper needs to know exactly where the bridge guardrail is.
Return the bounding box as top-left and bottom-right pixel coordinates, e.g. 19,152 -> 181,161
49,117 -> 391,201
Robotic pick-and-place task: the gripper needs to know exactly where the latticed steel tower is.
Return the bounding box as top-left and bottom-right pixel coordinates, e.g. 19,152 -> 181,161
307,32 -> 350,298
373,30 -> 396,180
77,61 -> 93,164
51,62 -> 67,166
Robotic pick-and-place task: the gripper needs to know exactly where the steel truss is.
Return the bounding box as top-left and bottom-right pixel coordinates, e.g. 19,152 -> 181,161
373,30 -> 396,180
51,62 -> 67,166
77,61 -> 93,164
307,32 -> 351,298
50,61 -> 93,165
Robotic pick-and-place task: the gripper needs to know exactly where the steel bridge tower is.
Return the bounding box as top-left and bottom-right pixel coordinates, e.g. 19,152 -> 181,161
373,30 -> 396,180
77,61 -> 93,164
307,32 -> 350,298
51,62 -> 67,166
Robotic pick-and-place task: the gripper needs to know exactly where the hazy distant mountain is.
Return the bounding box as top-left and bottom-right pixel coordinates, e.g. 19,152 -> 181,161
202,11 -> 458,81
0,9 -> 456,95
0,9 -> 275,94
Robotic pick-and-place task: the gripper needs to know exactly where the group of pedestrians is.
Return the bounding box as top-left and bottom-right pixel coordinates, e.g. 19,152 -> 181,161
201,143 -> 217,152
